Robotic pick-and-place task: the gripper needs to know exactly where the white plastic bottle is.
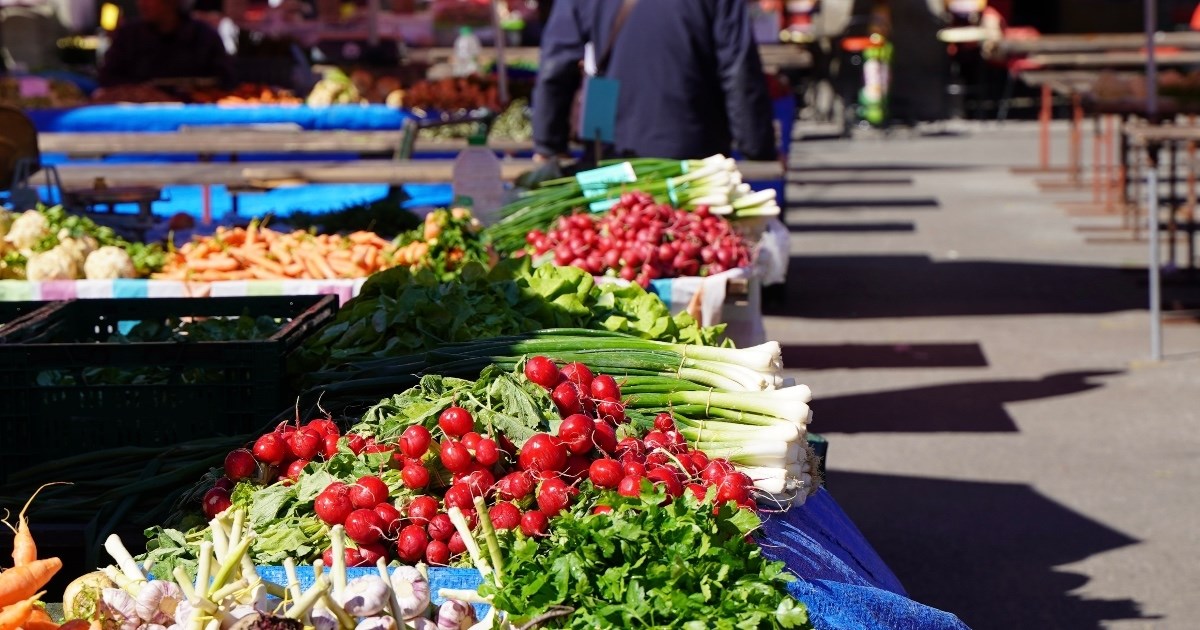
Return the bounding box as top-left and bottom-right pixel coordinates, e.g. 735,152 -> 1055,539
451,26 -> 482,77
452,135 -> 505,225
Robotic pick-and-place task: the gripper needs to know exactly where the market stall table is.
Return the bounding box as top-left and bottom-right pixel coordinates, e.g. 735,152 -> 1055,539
991,31 -> 1200,57
53,158 -> 784,189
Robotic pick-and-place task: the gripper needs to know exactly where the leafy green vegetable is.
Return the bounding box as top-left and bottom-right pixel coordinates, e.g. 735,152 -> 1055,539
480,486 -> 812,629
294,258 -> 726,373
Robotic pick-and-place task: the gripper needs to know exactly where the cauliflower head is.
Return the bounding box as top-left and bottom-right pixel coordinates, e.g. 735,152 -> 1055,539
84,246 -> 138,280
58,232 -> 99,265
26,244 -> 80,280
4,210 -> 50,252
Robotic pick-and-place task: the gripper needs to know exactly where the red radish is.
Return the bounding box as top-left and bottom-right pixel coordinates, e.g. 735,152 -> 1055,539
701,460 -> 734,486
322,433 -> 340,459
551,382 -> 584,416
596,400 -> 626,424
344,509 -> 384,544
407,496 -> 439,525
687,483 -> 709,501
425,540 -> 451,566
363,443 -> 392,456
345,433 -> 368,455
617,475 -> 644,498
224,449 -> 257,481
374,503 -> 403,537
285,459 -> 309,482
440,441 -> 473,473
593,421 -> 619,454
460,432 -> 483,451
396,525 -> 428,564
559,362 -> 594,390
438,406 -> 474,438
518,433 -> 568,474
401,463 -> 430,489
616,437 -> 643,458
212,477 -> 235,493
689,451 -> 710,471
562,455 -> 592,480
325,481 -> 349,495
664,430 -> 687,453
202,488 -> 231,519
590,375 -> 621,402
307,418 -> 339,437
643,431 -> 670,452
289,428 -> 322,461
537,478 -> 576,515
557,414 -> 596,455
647,467 -> 684,498
399,425 -> 432,458
275,422 -> 298,438
443,483 -> 474,510
717,472 -> 752,504
475,438 -> 500,466
497,471 -> 536,501
314,490 -> 354,526
323,546 -> 369,568
459,468 -> 495,497
622,460 -> 647,479
653,413 -> 676,432
589,459 -> 623,489
427,513 -> 454,542
349,475 -> 389,509
592,505 -> 613,515
252,433 -> 287,466
460,508 -> 479,530
357,542 -> 387,566
645,452 -> 672,469
448,532 -> 467,555
489,502 -> 522,530
524,356 -> 560,389
520,510 -> 549,537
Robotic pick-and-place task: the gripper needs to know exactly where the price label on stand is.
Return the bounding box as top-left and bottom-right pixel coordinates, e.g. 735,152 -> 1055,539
579,76 -> 619,143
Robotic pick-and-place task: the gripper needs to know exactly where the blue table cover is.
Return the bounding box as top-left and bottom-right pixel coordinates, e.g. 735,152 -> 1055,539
29,104 -> 414,132
260,489 -> 968,629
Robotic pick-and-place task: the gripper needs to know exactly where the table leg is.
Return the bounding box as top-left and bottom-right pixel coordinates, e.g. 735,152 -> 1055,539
1104,115 -> 1116,211
202,184 -> 213,226
1131,148 -> 1142,237
1187,140 -> 1196,272
1070,93 -> 1082,184
1039,84 -> 1052,170
1092,114 -> 1102,204
1119,115 -> 1130,209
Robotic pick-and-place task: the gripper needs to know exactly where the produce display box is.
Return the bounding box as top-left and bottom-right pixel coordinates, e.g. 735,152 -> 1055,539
0,295 -> 338,483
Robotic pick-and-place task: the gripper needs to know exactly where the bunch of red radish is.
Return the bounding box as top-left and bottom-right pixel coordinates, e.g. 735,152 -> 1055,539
523,192 -> 752,287
203,356 -> 755,569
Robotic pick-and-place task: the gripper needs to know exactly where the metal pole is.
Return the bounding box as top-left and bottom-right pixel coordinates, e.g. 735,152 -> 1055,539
1146,0 -> 1162,361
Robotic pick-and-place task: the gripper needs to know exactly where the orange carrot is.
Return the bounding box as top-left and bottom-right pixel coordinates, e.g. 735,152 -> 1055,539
249,267 -> 286,280
282,263 -> 305,278
21,605 -> 56,630
0,591 -> 43,630
269,242 -> 294,266
234,252 -> 285,276
364,247 -> 378,270
4,483 -> 69,567
0,560 -> 57,608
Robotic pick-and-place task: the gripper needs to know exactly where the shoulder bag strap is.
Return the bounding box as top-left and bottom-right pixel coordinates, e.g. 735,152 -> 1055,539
596,0 -> 639,77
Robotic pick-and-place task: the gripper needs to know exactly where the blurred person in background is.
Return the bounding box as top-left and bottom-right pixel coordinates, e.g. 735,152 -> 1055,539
98,0 -> 231,87
531,0 -> 778,163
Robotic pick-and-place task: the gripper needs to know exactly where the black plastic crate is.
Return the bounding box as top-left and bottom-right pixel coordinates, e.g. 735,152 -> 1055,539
0,300 -> 60,330
0,296 -> 338,482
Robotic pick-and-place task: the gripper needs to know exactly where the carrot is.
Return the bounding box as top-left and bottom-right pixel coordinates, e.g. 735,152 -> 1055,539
4,483 -> 70,567
21,605 -> 56,630
364,247 -> 378,270
269,242 -> 293,266
0,560 -> 57,608
245,222 -> 258,247
328,260 -> 363,277
249,267 -> 286,280
234,252 -> 286,276
187,257 -> 240,272
307,253 -> 337,280
0,591 -> 44,630
350,245 -> 369,267
282,263 -> 305,278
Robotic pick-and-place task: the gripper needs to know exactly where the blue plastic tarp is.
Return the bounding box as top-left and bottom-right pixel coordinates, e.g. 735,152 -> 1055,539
28,104 -> 414,132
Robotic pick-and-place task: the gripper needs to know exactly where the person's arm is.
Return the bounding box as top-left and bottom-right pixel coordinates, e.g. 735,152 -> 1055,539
712,0 -> 778,161
532,0 -> 587,159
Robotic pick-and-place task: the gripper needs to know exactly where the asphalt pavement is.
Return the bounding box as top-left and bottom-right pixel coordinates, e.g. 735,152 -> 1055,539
770,120 -> 1200,630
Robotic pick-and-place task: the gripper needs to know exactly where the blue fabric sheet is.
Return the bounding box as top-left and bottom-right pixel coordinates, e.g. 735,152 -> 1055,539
29,104 -> 414,132
257,489 -> 968,629
38,182 -> 453,220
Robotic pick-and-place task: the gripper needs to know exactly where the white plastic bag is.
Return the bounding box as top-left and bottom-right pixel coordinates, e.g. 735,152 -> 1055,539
754,217 -> 790,287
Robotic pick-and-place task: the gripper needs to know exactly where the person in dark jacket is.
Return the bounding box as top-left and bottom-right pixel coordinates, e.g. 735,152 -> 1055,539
99,0 -> 232,88
532,0 -> 778,162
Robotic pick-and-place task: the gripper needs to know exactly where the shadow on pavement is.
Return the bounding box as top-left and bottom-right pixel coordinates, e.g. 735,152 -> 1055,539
780,342 -> 988,370
826,471 -> 1158,630
765,255 -> 1144,318
810,371 -> 1118,433
785,221 -> 917,233
788,197 -> 941,210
